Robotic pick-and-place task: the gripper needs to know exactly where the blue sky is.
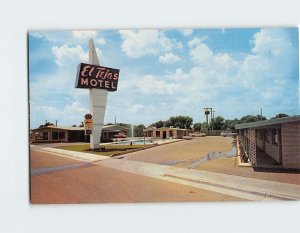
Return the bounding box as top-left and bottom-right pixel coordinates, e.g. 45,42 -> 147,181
28,28 -> 299,128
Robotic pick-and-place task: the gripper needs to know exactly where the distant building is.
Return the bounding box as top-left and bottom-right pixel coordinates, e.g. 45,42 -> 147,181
143,126 -> 189,139
235,116 -> 300,169
30,125 -> 128,143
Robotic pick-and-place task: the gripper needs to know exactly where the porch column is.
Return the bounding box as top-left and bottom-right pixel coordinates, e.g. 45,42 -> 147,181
248,129 -> 257,166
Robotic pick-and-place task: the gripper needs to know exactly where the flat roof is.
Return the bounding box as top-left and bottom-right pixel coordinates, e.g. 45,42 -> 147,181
144,127 -> 189,131
235,115 -> 300,129
31,124 -> 129,131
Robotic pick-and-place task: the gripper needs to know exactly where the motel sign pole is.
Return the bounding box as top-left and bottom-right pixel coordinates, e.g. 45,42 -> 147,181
88,39 -> 108,150
75,39 -> 120,150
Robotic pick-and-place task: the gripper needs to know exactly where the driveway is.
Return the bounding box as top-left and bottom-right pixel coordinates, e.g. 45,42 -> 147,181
119,136 -> 233,165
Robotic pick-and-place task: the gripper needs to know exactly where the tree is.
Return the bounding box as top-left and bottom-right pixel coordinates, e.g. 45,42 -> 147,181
239,115 -> 266,123
163,120 -> 171,127
151,120 -> 164,128
150,116 -> 193,129
211,116 -> 224,130
201,122 -> 209,131
168,116 -> 193,129
193,123 -> 202,131
273,113 -> 289,118
117,123 -> 131,128
39,122 -> 54,128
134,124 -> 146,137
224,118 -> 240,131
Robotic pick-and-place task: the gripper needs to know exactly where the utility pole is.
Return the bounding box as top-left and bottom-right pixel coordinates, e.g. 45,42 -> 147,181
260,108 -> 263,121
204,108 -> 210,130
204,107 -> 213,130
212,110 -> 215,130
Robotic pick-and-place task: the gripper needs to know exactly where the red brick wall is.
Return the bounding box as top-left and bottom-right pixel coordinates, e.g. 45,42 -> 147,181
282,122 -> 300,168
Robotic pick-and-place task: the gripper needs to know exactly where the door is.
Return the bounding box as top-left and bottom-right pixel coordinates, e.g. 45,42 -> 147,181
163,131 -> 167,139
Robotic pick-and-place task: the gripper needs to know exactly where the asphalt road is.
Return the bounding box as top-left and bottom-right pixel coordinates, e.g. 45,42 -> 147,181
30,149 -> 243,203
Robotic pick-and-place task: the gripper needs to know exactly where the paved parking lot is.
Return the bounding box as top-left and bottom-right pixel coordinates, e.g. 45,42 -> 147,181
120,136 -> 233,165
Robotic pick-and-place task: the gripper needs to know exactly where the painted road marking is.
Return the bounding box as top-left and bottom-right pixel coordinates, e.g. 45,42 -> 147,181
31,162 -> 93,176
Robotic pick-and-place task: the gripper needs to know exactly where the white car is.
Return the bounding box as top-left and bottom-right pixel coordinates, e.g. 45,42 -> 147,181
220,131 -> 237,137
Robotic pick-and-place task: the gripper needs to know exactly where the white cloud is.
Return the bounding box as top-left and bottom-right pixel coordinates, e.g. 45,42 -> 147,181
159,53 -> 181,64
178,29 -> 193,36
237,29 -> 297,103
137,75 -> 180,95
165,68 -> 190,81
72,30 -> 98,39
119,30 -> 175,58
30,32 -> 44,38
184,28 -> 298,119
128,104 -> 143,114
30,100 -> 89,128
251,29 -> 293,56
51,43 -> 104,67
40,105 -> 60,118
189,42 -> 214,66
176,42 -> 184,50
29,31 -> 106,48
64,101 -> 88,115
30,28 -> 298,128
95,37 -> 106,45
52,44 -> 88,66
188,36 -> 208,48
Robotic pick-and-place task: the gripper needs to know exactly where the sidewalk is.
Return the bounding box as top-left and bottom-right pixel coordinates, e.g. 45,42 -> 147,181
38,147 -> 300,201
39,147 -> 109,162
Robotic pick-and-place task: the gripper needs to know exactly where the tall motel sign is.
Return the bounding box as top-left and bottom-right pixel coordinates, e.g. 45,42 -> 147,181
75,39 -> 120,150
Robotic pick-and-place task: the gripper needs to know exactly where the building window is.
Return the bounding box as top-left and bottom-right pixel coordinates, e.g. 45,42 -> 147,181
52,132 -> 59,140
42,132 -> 48,140
169,131 -> 174,137
156,131 -> 160,137
265,130 -> 271,143
51,131 -> 65,140
147,131 -> 153,137
271,129 -> 278,146
59,132 -> 65,140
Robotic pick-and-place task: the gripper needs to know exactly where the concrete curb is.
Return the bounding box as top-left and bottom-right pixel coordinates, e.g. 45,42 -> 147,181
39,147 -> 109,162
112,139 -> 184,157
37,146 -> 300,201
97,158 -> 300,201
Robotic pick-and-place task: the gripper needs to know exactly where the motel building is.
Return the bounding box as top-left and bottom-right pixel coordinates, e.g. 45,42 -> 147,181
30,124 -> 129,143
143,126 -> 189,139
235,116 -> 300,169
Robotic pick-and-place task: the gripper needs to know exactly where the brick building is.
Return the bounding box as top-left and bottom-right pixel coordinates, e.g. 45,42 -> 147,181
235,116 -> 300,169
30,125 -> 128,143
143,126 -> 189,139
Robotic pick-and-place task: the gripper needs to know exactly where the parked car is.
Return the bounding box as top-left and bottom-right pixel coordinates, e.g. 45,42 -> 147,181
220,131 -> 237,137
189,132 -> 206,137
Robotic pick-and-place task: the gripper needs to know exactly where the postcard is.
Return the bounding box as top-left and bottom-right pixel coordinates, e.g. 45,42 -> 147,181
28,28 -> 300,204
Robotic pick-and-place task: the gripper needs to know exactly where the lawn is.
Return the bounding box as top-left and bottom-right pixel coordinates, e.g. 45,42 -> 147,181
57,144 -> 154,157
